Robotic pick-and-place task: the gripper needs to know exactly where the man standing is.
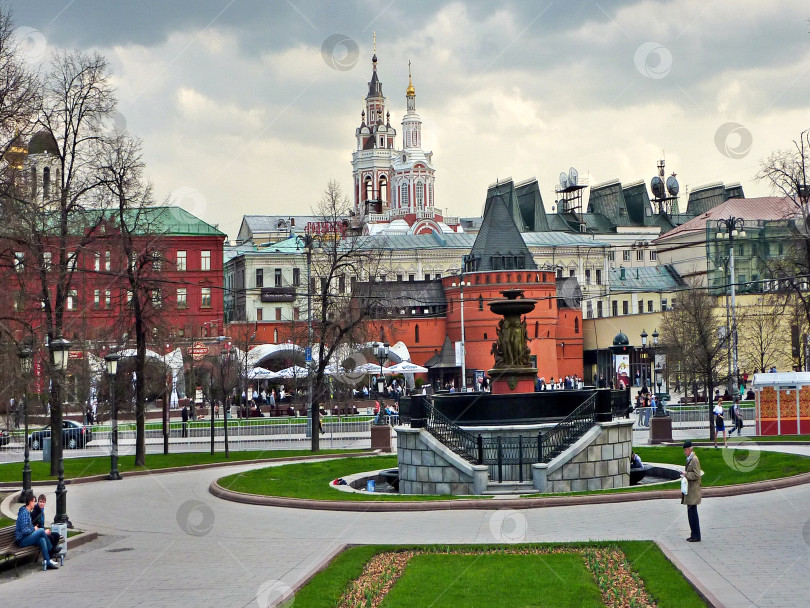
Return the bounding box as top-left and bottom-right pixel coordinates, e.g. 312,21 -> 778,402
681,440 -> 702,542
181,404 -> 189,437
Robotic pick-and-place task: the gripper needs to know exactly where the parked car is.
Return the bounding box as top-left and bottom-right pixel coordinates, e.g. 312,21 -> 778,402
28,420 -> 92,450
0,428 -> 10,447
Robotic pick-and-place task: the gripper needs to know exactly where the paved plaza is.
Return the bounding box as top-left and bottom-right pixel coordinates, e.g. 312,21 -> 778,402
2,442 -> 810,608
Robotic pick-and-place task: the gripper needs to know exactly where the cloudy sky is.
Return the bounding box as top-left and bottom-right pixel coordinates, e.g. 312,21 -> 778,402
8,0 -> 810,239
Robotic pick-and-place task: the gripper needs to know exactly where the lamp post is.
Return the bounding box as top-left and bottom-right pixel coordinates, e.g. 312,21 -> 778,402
17,344 -> 32,502
221,346 -> 232,458
49,336 -> 72,527
105,352 -> 121,480
460,255 -> 468,392
298,232 -> 322,451
376,342 -> 389,395
715,217 -> 745,398
640,329 -> 648,391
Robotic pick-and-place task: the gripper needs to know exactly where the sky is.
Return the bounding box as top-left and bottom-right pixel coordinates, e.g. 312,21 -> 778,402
7,0 -> 810,240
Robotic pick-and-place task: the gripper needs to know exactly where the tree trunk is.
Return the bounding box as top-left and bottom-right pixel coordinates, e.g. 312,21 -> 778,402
134,307 -> 147,466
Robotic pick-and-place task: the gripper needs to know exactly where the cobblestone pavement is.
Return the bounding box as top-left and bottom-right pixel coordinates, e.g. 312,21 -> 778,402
1,450 -> 809,607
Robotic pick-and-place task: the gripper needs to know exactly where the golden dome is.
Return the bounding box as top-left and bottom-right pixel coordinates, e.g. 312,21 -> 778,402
406,76 -> 415,96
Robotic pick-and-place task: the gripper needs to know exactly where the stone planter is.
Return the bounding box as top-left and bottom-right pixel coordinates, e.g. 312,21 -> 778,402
371,424 -> 392,452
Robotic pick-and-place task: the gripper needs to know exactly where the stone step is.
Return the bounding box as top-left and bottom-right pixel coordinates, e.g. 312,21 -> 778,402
484,481 -> 534,495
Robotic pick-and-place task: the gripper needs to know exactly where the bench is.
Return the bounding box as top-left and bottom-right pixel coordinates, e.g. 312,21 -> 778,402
0,523 -> 66,574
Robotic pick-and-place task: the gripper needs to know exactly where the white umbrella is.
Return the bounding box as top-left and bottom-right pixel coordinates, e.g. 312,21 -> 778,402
384,361 -> 428,374
248,367 -> 277,380
275,365 -> 309,379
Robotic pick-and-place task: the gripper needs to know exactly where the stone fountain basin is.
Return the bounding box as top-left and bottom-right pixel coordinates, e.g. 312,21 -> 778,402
488,299 -> 537,316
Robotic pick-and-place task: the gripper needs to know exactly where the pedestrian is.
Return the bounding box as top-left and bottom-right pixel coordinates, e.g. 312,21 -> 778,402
31,494 -> 61,556
181,404 -> 189,437
713,398 -> 727,447
15,491 -> 60,570
732,398 -> 743,436
680,440 -> 702,542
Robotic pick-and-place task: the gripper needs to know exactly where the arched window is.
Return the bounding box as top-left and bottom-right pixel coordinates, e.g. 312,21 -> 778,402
574,317 -> 580,334
478,295 -> 483,311
483,333 -> 488,340
30,167 -> 37,197
414,324 -> 420,344
43,167 -> 50,198
535,322 -> 539,338
365,176 -> 373,201
273,329 -> 278,342
415,182 -> 424,209
379,176 -> 388,204
400,183 -> 409,208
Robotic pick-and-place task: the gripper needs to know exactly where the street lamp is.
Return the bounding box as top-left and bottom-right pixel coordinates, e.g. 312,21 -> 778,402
49,336 -> 72,527
640,329 -> 648,390
297,232 -> 323,451
220,346 -> 232,458
376,342 -> 389,395
105,352 -> 121,480
715,216 -> 746,398
17,343 -> 32,502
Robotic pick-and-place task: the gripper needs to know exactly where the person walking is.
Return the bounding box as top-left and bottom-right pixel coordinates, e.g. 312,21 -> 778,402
732,398 -> 743,436
713,398 -> 727,447
181,404 -> 189,438
681,440 -> 702,542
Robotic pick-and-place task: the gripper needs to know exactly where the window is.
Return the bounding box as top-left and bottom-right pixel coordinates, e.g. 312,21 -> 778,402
275,307 -> 282,321
416,182 -> 424,208
14,252 -> 23,272
737,244 -> 744,257
608,250 -> 615,262
424,273 -> 430,281
586,301 -> 593,319
574,317 -> 579,334
43,252 -> 52,271
256,308 -> 263,321
622,250 -> 631,262
435,272 -> 441,279
478,295 -> 484,311
778,243 -> 784,255
320,277 -> 328,293
177,288 -> 187,309
612,301 -> 618,316
153,251 -> 162,271
648,300 -> 653,312
556,268 -> 563,278
294,307 -> 300,320
152,289 -> 162,308
201,250 -> 211,271
200,287 -> 211,308
595,269 -> 602,285
94,251 -> 101,271
408,274 -> 415,282
661,298 -> 668,311
339,275 -> 346,294
585,269 -> 591,284
273,329 -> 278,342
636,250 -> 644,261
638,301 -> 643,314
274,268 -> 282,287
622,301 -> 629,315
649,250 -> 657,261
292,268 -> 300,286
569,269 -> 576,277
414,324 -> 420,343
256,268 -> 263,288
93,290 -> 100,309
397,274 -> 403,281
105,290 -> 111,309
400,183 -> 409,207
351,276 -> 357,291
176,251 -> 186,271
67,289 -> 77,311
597,301 -> 603,318
105,251 -> 111,271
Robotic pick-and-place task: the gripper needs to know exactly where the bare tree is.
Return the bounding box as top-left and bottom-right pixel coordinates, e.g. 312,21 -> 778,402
306,180 -> 384,451
97,132 -> 168,466
738,295 -> 792,375
660,281 -> 728,440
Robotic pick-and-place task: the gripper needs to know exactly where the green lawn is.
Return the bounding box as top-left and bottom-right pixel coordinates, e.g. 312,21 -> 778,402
291,543 -> 706,608
0,449 -> 364,482
218,455 -> 474,501
0,515 -> 12,527
381,553 -> 603,608
634,445 -> 810,487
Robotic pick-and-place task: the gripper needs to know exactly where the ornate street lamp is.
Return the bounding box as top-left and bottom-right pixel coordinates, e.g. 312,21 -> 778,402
49,336 -> 72,527
297,232 -> 322,451
640,329 -> 649,390
17,343 -> 32,502
715,216 -> 746,398
376,342 -> 389,395
105,352 -> 121,480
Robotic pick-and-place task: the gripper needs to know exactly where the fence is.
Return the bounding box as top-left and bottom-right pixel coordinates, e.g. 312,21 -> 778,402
632,405 -> 756,428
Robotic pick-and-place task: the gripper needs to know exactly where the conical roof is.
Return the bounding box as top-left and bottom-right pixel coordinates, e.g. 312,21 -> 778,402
465,185 -> 537,272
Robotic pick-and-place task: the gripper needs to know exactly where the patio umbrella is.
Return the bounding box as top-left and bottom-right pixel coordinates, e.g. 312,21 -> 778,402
383,361 -> 428,374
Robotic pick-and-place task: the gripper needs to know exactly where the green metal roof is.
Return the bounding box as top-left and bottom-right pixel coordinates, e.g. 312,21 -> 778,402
138,206 -> 226,237
609,264 -> 683,292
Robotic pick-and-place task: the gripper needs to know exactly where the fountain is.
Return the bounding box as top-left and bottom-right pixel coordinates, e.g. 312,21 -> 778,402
487,289 -> 539,394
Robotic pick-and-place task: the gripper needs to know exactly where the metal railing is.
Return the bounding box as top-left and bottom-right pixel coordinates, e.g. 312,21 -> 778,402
538,393 -> 598,463
423,400 -> 482,464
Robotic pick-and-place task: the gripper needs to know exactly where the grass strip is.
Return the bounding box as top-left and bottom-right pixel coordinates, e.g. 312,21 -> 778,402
291,543 -> 705,608
0,449 -> 363,482
218,455 -> 473,501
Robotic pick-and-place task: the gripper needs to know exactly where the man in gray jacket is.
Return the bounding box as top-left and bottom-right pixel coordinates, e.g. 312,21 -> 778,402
681,440 -> 702,542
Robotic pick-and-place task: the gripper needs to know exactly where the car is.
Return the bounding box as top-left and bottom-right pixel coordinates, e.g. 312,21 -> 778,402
28,420 -> 92,450
0,428 -> 10,447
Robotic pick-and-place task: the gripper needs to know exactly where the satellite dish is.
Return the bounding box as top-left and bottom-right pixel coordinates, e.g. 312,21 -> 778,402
559,172 -> 569,189
666,175 -> 680,196
651,176 -> 664,199
568,167 -> 578,187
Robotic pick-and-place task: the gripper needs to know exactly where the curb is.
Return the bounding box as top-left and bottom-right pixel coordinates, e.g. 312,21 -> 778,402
0,451 -> 379,490
208,470 -> 810,512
